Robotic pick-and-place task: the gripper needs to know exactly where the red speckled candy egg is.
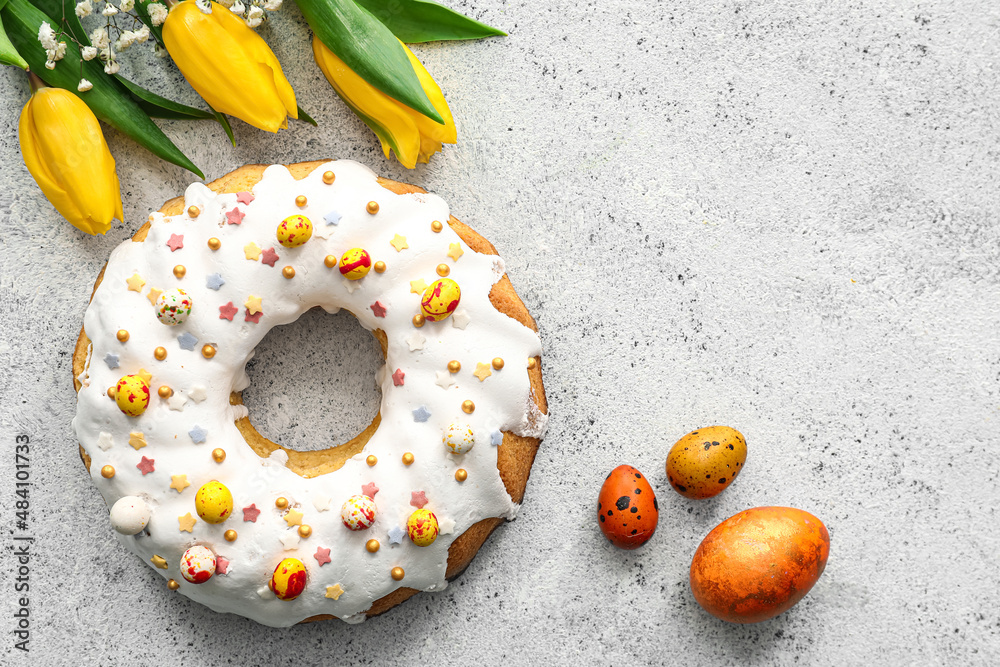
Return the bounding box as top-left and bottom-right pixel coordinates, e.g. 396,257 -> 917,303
597,465 -> 659,549
180,545 -> 216,584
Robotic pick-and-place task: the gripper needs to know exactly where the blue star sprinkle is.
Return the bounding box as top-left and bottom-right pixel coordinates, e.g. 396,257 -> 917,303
412,406 -> 431,422
206,273 -> 225,290
387,525 -> 406,544
324,210 -> 341,226
188,425 -> 208,444
104,353 -> 119,369
177,332 -> 199,350
491,429 -> 503,446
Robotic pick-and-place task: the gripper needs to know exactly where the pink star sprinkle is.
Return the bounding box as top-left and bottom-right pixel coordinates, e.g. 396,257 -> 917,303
410,491 -> 428,509
261,247 -> 279,267
236,191 -> 254,205
361,482 -> 379,499
245,309 -> 263,324
242,504 -> 260,522
392,368 -> 405,386
371,301 -> 387,318
314,547 -> 332,566
137,456 -> 155,475
219,302 -> 238,321
225,208 -> 245,225
167,234 -> 184,252
216,557 -> 230,575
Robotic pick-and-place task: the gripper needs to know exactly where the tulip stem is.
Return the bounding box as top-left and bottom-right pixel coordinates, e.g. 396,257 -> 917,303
27,71 -> 46,93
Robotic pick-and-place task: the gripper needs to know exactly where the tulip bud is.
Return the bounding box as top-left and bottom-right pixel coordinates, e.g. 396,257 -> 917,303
163,0 -> 297,133
18,85 -> 123,235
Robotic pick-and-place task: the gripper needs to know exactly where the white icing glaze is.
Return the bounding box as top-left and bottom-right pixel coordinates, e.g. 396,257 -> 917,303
72,161 -> 543,626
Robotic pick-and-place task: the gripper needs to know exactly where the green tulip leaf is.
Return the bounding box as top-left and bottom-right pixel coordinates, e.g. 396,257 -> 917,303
354,0 -> 505,43
132,0 -> 165,48
210,107 -> 236,147
117,76 -> 216,120
0,11 -> 28,69
296,0 -> 443,123
297,105 -> 318,127
2,0 -> 203,178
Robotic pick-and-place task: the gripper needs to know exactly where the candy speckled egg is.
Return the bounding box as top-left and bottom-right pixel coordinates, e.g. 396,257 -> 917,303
420,278 -> 461,322
666,426 -> 747,499
597,465 -> 659,550
276,214 -> 313,248
690,506 -> 830,623
341,494 -> 377,531
115,374 -> 150,417
443,422 -> 475,454
109,496 -> 150,535
269,558 -> 307,601
194,480 -> 233,524
338,247 -> 372,280
407,509 -> 439,546
154,288 -> 193,326
180,545 -> 216,584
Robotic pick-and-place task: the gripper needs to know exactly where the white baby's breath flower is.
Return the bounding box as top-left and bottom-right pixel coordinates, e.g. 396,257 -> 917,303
44,59 -> 56,70
195,0 -> 212,13
37,22 -> 58,50
230,1 -> 245,15
263,0 -> 282,10
154,43 -> 168,58
90,27 -> 110,49
246,15 -> 262,27
216,0 -> 233,7
116,30 -> 136,50
81,46 -> 98,60
118,0 -> 134,11
101,3 -> 118,16
133,25 -> 150,43
247,5 -> 263,19
78,79 -> 93,92
75,0 -> 93,17
147,2 -> 167,25
104,60 -> 120,74
54,42 -> 67,60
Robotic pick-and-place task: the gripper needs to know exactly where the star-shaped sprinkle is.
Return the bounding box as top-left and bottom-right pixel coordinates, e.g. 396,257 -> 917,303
178,332 -> 198,350
361,482 -> 379,498
452,309 -> 471,330
167,234 -> 184,252
410,491 -> 428,509
97,432 -> 113,451
167,391 -> 187,411
279,529 -> 300,550
410,279 -> 427,294
219,302 -> 238,321
261,247 -> 279,267
447,243 -> 464,261
390,234 -> 409,252
244,242 -> 261,261
242,504 -> 261,522
343,279 -> 361,294
474,362 -> 493,382
189,385 -> 207,403
324,210 -> 341,225
257,586 -> 271,599
314,547 -> 332,566
206,273 -> 225,290
170,474 -> 190,493
325,584 -> 344,600
236,191 -> 254,205
370,301 -> 386,318
178,512 -> 196,532
392,368 -> 405,386
137,456 -> 155,475
245,295 -> 262,315
406,332 -> 426,351
151,555 -> 168,569
245,309 -> 263,324
188,425 -> 208,444
104,353 -> 119,369
216,557 -> 230,575
126,273 -> 145,292
388,526 -> 406,544
313,494 -> 331,512
225,207 -> 245,225
439,517 -> 456,535
283,508 -> 304,527
128,431 -> 147,450
491,429 -> 503,446
435,371 -> 455,389
146,287 -> 163,306
412,406 -> 431,422
137,368 -> 152,384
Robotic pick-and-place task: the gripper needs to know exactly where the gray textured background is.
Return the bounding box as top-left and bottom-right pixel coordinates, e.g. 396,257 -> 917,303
2,0 -> 999,664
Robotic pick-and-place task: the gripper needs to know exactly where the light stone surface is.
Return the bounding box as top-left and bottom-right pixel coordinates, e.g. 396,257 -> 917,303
1,0 -> 999,664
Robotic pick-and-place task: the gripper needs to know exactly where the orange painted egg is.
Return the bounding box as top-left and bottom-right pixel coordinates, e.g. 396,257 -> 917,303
597,465 -> 658,549
667,426 -> 747,499
115,374 -> 150,417
690,506 -> 830,623
269,558 -> 307,601
276,214 -> 313,248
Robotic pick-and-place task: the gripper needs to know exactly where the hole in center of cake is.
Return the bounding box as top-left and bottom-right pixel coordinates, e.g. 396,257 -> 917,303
240,307 -> 383,456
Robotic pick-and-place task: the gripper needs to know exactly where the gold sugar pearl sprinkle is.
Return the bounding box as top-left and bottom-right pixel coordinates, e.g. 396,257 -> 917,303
448,360 -> 461,373
528,358 -> 537,370
116,329 -> 130,342
154,347 -> 167,361
187,206 -> 200,217
402,452 -> 414,466
295,195 -> 308,208
436,264 -> 450,277
167,579 -> 180,591
374,261 -> 386,274
208,237 -> 221,251
431,220 -> 443,233
391,567 -> 405,581
366,539 -> 380,553
455,469 -> 468,482
322,171 -> 336,184
173,265 -> 186,279
282,266 -> 295,279
224,530 -> 238,542
202,344 -> 216,359
275,497 -> 288,509
157,386 -> 173,399
366,455 -> 378,467
101,465 -> 115,479
107,387 -> 117,399
366,201 -> 380,215
324,255 -> 337,268
298,525 -> 313,538
212,448 -> 226,463
412,314 -> 426,328
492,358 -> 505,370
462,400 -> 476,414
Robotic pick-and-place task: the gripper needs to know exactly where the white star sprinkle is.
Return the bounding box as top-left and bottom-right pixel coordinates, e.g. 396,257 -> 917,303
344,279 -> 361,294
257,586 -> 272,599
313,494 -> 331,512
312,224 -> 334,240
167,391 -> 187,411
439,517 -> 456,535
435,371 -> 455,389
188,385 -> 207,403
405,332 -> 426,351
451,309 -> 471,329
96,432 -> 113,451
279,529 -> 301,550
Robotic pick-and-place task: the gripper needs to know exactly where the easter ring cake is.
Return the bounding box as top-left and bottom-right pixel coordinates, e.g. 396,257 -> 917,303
71,160 -> 547,626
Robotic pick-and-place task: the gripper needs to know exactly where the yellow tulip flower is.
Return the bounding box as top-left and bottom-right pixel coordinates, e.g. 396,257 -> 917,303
312,36 -> 456,169
163,1 -> 297,133
18,86 -> 123,236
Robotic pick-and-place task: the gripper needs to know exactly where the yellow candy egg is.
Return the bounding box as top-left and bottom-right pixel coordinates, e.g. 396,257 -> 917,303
338,248 -> 372,280
276,214 -> 313,248
666,426 -> 747,499
269,558 -> 307,601
115,374 -> 150,417
420,278 -> 461,322
406,509 -> 439,547
194,480 -> 233,524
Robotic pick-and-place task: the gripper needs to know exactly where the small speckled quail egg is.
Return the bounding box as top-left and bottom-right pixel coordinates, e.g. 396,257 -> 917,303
666,426 -> 747,499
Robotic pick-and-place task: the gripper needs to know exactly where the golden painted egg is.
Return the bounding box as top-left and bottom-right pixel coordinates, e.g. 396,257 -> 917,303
269,558 -> 307,601
115,374 -> 150,417
690,506 -> 830,623
420,278 -> 461,322
338,247 -> 372,280
597,465 -> 659,549
276,214 -> 313,248
194,480 -> 233,524
666,426 -> 747,499
407,509 -> 439,546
